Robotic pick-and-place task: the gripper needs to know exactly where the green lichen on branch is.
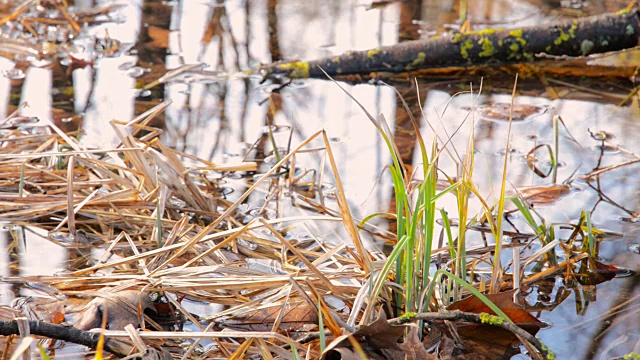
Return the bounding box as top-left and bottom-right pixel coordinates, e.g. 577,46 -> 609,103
367,48 -> 381,59
399,312 -> 417,321
506,28 -> 533,60
454,28 -> 500,58
478,37 -> 496,57
623,353 -> 640,360
626,24 -> 636,34
542,344 -> 556,360
452,33 -> 475,59
274,61 -> 310,78
479,313 -> 503,325
411,52 -> 426,67
552,20 -> 578,46
580,39 -> 594,55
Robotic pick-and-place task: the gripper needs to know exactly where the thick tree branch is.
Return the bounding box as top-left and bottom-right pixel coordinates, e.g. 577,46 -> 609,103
256,6 -> 640,79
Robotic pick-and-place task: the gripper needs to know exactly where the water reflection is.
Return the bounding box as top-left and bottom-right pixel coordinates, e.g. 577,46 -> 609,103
20,67 -> 53,124
0,0 -> 639,358
83,56 -> 137,148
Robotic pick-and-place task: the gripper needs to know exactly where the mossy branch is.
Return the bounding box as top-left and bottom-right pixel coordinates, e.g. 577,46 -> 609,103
255,6 -> 640,79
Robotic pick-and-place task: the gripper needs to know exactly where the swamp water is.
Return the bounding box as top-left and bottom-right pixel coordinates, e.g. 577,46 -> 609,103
0,0 -> 639,359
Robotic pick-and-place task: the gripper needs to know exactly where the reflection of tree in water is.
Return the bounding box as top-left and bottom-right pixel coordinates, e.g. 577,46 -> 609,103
582,133 -> 640,220
582,273 -> 640,358
267,0 -> 281,61
161,0 -> 262,163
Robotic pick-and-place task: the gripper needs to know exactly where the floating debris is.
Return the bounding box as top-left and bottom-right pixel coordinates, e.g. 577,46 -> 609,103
466,102 -> 548,122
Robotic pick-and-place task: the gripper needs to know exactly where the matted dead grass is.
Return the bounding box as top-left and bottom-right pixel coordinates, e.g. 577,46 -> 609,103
0,101 -> 383,359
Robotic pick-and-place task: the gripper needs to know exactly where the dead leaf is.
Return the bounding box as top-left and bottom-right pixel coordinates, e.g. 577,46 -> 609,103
518,184 -> 572,206
322,311 -> 407,359
350,311 -> 406,350
52,309 -> 65,324
324,347 -> 387,360
447,289 -> 541,328
438,331 -> 520,360
224,301 -> 318,332
594,260 -> 626,278
443,290 -> 544,359
74,290 -> 154,331
577,260 -> 627,285
436,316 -> 523,359
438,333 -> 466,359
383,325 -> 436,360
465,103 -> 547,122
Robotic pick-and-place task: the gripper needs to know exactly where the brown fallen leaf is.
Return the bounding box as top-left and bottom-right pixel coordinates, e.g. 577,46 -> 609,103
464,103 -> 547,122
383,325 -> 436,360
223,301 -> 318,332
443,290 -> 544,359
517,184 -> 572,206
350,311 -> 406,350
437,331 -> 522,360
577,260 -> 627,285
73,289 -> 155,331
324,347 -> 388,360
447,289 -> 541,328
322,311 -> 407,359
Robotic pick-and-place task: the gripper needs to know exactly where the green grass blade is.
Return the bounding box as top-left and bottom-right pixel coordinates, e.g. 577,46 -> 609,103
358,212 -> 397,229
425,269 -> 513,323
318,295 -> 326,352
369,234 -> 410,311
509,196 -> 540,233
584,210 -> 596,258
490,74 -> 519,293
439,208 -> 456,260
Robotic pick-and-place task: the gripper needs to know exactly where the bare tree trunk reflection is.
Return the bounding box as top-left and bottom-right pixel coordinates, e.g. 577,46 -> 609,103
267,0 -> 281,61
399,0 -> 423,40
135,2 -> 172,64
583,275 -> 640,358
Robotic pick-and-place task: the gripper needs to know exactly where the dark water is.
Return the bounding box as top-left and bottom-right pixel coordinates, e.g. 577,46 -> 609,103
1,0 -> 639,359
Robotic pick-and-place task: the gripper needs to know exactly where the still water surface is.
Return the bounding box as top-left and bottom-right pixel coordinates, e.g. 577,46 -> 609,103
1,0 -> 639,358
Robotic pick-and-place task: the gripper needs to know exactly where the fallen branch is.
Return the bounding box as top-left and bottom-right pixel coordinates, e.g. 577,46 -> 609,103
388,310 -> 549,358
297,309 -> 549,358
255,5 -> 640,79
0,320 -> 132,358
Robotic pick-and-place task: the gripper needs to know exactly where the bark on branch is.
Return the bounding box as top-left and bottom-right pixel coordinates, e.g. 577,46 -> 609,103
0,320 -> 132,357
255,5 -> 640,79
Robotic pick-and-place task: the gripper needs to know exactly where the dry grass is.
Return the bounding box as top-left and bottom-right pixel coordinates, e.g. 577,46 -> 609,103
0,100 -> 383,358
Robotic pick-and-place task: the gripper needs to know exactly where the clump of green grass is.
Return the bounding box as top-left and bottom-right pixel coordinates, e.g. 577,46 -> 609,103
323,74 -> 503,320
330,74 -> 610,358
